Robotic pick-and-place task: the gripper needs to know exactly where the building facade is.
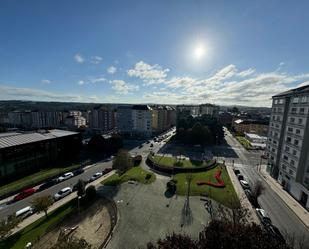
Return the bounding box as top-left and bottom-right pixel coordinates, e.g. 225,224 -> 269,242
199,104 -> 219,117
266,85 -> 309,209
233,119 -> 269,136
89,106 -> 116,132
132,105 -> 152,137
116,105 -> 133,136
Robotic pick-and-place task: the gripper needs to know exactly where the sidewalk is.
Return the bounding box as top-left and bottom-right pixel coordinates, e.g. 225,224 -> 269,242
259,165 -> 309,229
226,164 -> 260,224
11,170 -> 115,235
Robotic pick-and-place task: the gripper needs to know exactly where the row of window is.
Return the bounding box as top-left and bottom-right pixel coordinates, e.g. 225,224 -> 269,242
284,146 -> 298,157
292,96 -> 309,104
290,107 -> 307,114
270,122 -> 280,129
286,136 -> 300,146
274,98 -> 284,105
289,116 -> 304,125
287,126 -> 302,135
281,164 -> 295,177
272,115 -> 282,122
273,107 -> 283,113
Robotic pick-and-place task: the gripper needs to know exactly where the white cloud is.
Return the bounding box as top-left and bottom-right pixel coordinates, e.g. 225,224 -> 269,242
165,77 -> 197,89
90,56 -> 103,64
107,66 -> 117,74
110,80 -> 139,95
41,79 -> 51,84
237,68 -> 255,77
74,53 -> 85,64
127,61 -> 170,84
78,80 -> 85,85
77,77 -> 106,85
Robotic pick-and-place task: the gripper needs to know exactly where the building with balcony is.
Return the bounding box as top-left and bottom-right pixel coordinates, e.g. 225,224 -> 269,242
132,105 -> 152,138
89,106 -> 116,132
266,85 -> 309,209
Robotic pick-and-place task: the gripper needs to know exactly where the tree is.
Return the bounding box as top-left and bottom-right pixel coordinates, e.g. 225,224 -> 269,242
251,180 -> 265,200
146,233 -> 198,249
107,134 -> 123,154
0,215 -> 21,241
75,179 -> 86,198
85,185 -> 96,201
88,134 -> 107,154
112,149 -> 133,174
31,195 -> 54,218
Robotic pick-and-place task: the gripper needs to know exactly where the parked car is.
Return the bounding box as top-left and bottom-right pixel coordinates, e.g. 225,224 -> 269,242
102,168 -> 113,175
240,180 -> 250,189
73,168 -> 84,176
244,189 -> 260,208
265,224 -> 285,244
15,206 -> 34,219
89,172 -> 103,182
38,179 -> 57,191
256,208 -> 272,226
237,174 -> 244,181
54,187 -> 72,201
150,143 -> 154,147
234,169 -> 240,175
58,172 -> 74,182
13,188 -> 36,202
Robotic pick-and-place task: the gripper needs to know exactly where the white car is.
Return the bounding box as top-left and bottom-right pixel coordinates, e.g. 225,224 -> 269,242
90,172 -> 103,182
240,180 -> 250,189
256,208 -> 272,225
54,187 -> 72,201
58,172 -> 74,182
16,206 -> 34,219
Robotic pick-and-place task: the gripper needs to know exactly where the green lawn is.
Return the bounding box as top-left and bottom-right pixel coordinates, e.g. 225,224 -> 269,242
101,166 -> 156,186
0,199 -> 77,249
0,164 -> 80,197
236,136 -> 252,149
150,155 -> 205,168
172,165 -> 240,209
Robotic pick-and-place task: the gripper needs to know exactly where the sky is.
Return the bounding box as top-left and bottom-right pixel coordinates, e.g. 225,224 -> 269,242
1,0 -> 309,107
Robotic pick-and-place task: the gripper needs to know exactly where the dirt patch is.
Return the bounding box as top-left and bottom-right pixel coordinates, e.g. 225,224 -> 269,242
34,198 -> 113,249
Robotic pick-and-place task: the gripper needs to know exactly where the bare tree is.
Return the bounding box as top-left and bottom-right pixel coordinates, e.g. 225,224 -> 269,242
112,149 -> 133,174
0,215 -> 21,241
251,180 -> 265,200
31,195 -> 54,218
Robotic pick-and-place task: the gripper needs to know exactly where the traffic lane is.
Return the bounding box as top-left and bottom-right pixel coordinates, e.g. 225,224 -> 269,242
0,160 -> 113,218
235,165 -> 308,237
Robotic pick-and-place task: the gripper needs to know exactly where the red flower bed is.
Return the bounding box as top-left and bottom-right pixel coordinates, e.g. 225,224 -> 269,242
196,170 -> 225,188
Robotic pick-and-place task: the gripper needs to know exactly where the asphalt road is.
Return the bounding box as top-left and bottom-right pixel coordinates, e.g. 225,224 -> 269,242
213,128 -> 309,239
0,128 -> 176,219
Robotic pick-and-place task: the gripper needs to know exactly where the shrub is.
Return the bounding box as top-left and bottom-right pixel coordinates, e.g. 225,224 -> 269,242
145,174 -> 152,180
85,185 -> 96,201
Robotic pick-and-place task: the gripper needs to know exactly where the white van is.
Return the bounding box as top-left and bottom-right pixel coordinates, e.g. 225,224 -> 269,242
15,206 -> 34,219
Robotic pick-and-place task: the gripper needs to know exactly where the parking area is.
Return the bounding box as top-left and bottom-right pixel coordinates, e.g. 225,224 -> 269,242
98,176 -> 210,249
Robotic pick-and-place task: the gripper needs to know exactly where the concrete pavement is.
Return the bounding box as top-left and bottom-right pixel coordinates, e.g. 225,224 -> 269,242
259,165 -> 309,229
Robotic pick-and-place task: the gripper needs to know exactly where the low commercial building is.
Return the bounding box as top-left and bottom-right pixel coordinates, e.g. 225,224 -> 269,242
0,129 -> 81,183
244,132 -> 267,149
233,119 -> 269,136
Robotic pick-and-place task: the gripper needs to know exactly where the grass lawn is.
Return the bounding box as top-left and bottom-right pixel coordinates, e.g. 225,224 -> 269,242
0,164 -> 80,198
151,155 -> 205,168
0,199 -> 77,249
172,165 -> 240,209
101,166 -> 156,186
236,136 -> 252,149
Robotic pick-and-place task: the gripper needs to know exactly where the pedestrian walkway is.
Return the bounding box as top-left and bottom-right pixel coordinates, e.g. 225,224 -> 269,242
10,170 -> 115,235
259,165 -> 309,229
226,164 -> 260,224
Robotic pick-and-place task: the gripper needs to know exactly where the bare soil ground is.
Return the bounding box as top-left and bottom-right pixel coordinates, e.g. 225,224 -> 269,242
34,198 -> 112,249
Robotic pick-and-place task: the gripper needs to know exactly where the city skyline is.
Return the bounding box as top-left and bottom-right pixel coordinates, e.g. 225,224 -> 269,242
1,0 -> 309,106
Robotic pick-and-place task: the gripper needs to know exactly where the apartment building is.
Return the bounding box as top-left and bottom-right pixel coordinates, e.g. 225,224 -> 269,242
116,105 -> 133,136
132,105 -> 152,137
266,85 -> 309,209
152,105 -> 176,133
233,119 -> 269,136
89,106 -> 116,132
199,104 -> 219,117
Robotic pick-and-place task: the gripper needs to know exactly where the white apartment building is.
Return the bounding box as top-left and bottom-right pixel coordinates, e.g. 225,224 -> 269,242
266,85 -> 309,209
132,105 -> 152,137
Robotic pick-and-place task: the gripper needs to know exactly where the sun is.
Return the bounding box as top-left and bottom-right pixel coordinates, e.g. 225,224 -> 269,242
194,44 -> 206,59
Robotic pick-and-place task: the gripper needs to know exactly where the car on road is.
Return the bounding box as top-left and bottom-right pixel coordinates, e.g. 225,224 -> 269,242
233,169 -> 240,175
15,206 -> 34,219
89,172 -> 103,182
54,187 -> 72,201
38,179 -> 57,191
102,168 -> 113,175
73,168 -> 84,176
244,189 -> 259,208
240,180 -> 250,189
265,224 -> 285,244
58,172 -> 74,182
256,208 -> 272,226
237,174 -> 244,181
13,188 -> 36,202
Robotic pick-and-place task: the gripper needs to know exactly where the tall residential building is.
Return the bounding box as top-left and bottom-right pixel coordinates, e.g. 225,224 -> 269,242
199,104 -> 219,117
116,105 -> 133,135
266,85 -> 309,209
8,110 -> 32,128
89,106 -> 116,131
132,105 -> 152,137
152,106 -> 176,133
31,111 -> 63,128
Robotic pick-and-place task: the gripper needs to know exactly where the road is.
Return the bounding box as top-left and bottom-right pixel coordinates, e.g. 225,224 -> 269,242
212,128 -> 309,239
0,128 -> 176,219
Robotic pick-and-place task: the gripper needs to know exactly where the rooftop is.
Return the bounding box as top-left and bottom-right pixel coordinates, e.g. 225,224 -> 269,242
273,84 -> 309,97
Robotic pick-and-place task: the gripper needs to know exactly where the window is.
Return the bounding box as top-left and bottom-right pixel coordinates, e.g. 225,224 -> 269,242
292,150 -> 297,156
290,117 -> 295,123
289,169 -> 294,175
293,97 -> 299,103
301,96 -> 307,103
274,99 -> 278,104
290,160 -> 295,166
296,129 -> 301,134
285,146 -> 290,152
286,137 -> 291,143
294,139 -> 299,146
273,140 -> 277,145
282,164 -> 286,170
298,118 -> 303,124
283,155 -> 288,160
279,99 -> 284,104
291,107 -> 297,113
288,127 -> 293,132
300,108 -> 305,114
274,132 -> 278,137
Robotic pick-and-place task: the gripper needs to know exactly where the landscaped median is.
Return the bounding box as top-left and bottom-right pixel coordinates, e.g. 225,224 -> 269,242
0,164 -> 81,199
172,165 -> 240,209
235,136 -> 252,150
101,166 -> 156,186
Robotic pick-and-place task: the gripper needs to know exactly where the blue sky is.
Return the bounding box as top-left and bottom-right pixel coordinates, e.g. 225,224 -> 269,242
1,0 -> 309,106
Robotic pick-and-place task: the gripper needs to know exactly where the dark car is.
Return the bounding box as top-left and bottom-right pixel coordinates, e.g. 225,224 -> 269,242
244,189 -> 260,208
73,168 -> 84,176
237,174 -> 244,181
38,179 -> 57,191
265,225 -> 285,244
234,169 -> 240,175
103,168 -> 113,175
